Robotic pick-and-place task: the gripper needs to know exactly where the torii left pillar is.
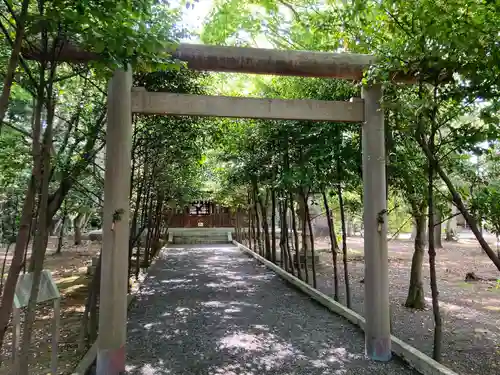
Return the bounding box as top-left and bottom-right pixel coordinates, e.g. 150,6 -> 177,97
97,67 -> 133,375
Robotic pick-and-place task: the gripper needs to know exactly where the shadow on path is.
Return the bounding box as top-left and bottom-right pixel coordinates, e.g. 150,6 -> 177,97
126,245 -> 417,375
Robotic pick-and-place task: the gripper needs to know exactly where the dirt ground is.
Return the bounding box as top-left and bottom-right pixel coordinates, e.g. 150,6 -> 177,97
0,237 -> 100,374
312,233 -> 500,375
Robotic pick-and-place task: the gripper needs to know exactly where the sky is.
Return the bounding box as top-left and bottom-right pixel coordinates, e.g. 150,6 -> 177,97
179,1 -> 214,42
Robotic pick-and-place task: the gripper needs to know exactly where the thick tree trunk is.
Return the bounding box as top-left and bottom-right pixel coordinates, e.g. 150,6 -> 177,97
73,213 -> 84,245
405,208 -> 426,309
338,183 -> 351,308
323,190 -> 339,301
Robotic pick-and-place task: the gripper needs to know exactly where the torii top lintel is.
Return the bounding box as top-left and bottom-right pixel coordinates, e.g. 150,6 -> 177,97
22,42 -> 412,82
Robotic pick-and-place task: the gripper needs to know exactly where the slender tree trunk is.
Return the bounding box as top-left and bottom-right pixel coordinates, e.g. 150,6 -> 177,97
418,136 -> 500,270
136,171 -> 152,278
299,191 -> 310,284
278,199 -> 286,270
129,162 -> 146,280
405,207 -> 426,309
434,209 -> 443,249
259,191 -> 271,260
56,209 -> 67,254
322,190 -> 339,301
428,140 -> 442,362
0,243 -> 12,296
271,189 -> 277,263
151,196 -> 163,258
235,208 -> 241,242
88,252 -> 101,343
304,193 -> 317,288
247,200 -> 253,249
0,0 -> 31,127
281,196 -> 294,275
0,178 -> 35,351
445,204 -> 458,241
252,182 -> 263,255
289,194 -> 302,280
338,183 -> 351,308
143,195 -> 154,267
250,207 -> 256,250
19,62 -> 56,374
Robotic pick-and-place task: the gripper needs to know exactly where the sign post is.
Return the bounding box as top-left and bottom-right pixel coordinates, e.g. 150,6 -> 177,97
13,270 -> 61,374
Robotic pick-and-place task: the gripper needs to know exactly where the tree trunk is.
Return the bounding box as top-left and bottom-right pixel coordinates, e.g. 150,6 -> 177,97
445,204 -> 458,241
143,195 -> 154,267
252,182 -> 263,255
49,218 -> 60,236
56,210 -> 67,254
0,178 -> 35,351
322,190 -> 339,301
235,208 -> 241,242
259,191 -> 271,260
89,253 -> 101,343
338,183 -> 351,308
405,208 -> 426,309
289,194 -> 302,280
418,135 -> 500,270
433,209 -> 443,249
128,167 -> 145,283
73,213 -> 84,245
428,142 -> 442,362
304,193 -> 317,288
299,191 -> 310,285
278,199 -> 286,270
346,218 -> 354,237
0,243 -> 12,296
271,189 -> 277,263
19,65 -> 56,374
79,252 -> 101,349
0,0 -> 30,127
248,203 -> 253,250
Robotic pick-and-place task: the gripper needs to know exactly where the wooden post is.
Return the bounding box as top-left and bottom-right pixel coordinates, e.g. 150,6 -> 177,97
361,84 -> 391,361
97,67 -> 132,375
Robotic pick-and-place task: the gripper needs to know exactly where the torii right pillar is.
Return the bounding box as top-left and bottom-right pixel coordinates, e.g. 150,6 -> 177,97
362,83 -> 391,361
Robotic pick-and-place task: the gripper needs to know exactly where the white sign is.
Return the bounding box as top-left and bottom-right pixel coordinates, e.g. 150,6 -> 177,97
12,270 -> 60,375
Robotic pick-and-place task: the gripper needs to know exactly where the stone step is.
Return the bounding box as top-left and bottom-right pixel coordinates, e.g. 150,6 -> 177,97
173,236 -> 229,244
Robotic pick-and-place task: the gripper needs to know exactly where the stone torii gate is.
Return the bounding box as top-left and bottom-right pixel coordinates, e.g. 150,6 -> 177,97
100,44 -> 391,374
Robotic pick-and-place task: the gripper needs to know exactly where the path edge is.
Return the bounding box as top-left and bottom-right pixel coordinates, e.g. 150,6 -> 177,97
233,240 -> 459,375
71,246 -> 165,375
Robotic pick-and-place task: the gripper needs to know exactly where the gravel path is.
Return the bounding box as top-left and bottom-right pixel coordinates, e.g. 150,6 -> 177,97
126,244 -> 417,375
